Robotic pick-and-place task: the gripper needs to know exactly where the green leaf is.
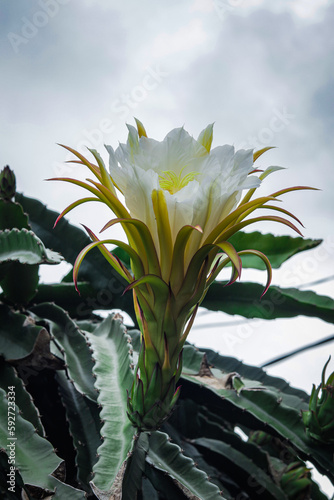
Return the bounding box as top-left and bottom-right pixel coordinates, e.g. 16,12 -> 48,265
182,343 -> 309,403
193,437 -> 287,500
147,430 -> 224,500
181,441 -> 232,498
193,411 -> 287,498
85,315 -> 136,492
0,199 -> 29,230
122,432 -> 149,500
0,305 -> 42,360
30,303 -> 98,401
0,388 -> 86,498
180,344 -> 334,486
181,371 -> 334,483
0,450 -> 25,498
144,462 -> 187,500
0,212 -> 62,304
141,476 -> 160,500
0,360 -> 44,435
229,231 -> 321,269
0,228 -> 62,265
34,281 -> 97,317
163,415 -> 234,497
310,480 -> 331,500
201,282 -> 334,323
0,261 -> 39,305
57,371 -> 102,490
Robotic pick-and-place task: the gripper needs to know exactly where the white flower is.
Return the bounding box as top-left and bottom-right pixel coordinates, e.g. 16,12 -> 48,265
105,123 -> 261,258
54,118 -> 307,294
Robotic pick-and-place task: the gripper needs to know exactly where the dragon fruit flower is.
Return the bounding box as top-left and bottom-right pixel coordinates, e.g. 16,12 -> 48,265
52,119 -> 313,430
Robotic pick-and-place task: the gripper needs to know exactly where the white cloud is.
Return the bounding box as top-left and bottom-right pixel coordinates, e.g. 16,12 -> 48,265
284,0 -> 332,19
150,19 -> 207,59
190,0 -> 215,13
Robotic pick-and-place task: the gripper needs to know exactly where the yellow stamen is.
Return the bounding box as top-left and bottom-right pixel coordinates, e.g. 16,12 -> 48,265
159,166 -> 200,194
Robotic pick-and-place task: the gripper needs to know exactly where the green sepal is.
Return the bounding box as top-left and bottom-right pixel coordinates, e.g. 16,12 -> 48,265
151,189 -> 173,280
169,224 -> 203,293
124,274 -> 170,300
128,373 -> 180,431
253,146 -> 275,163
137,339 -> 148,389
144,362 -> 163,409
132,376 -> 145,417
87,147 -> 117,197
170,384 -> 181,408
101,217 -> 161,277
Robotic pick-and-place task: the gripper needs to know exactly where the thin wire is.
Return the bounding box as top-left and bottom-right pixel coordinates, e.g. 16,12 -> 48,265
192,318 -> 252,329
261,334 -> 334,368
298,274 -> 334,289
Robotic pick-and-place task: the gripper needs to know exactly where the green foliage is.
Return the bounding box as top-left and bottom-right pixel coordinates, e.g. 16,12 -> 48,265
0,196 -> 61,306
0,228 -> 62,266
146,431 -> 223,499
85,315 -> 136,493
229,231 -> 322,269
0,199 -> 29,231
0,361 -> 44,435
30,302 -> 98,401
0,173 -> 333,499
0,388 -> 86,499
180,344 -> 334,483
57,371 -> 102,489
202,281 -> 334,323
0,304 -> 43,360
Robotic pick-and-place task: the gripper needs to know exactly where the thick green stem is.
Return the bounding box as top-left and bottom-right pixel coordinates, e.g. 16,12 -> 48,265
127,329 -> 182,431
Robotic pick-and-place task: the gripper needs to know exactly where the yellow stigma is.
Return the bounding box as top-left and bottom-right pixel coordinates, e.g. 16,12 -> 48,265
159,167 -> 200,194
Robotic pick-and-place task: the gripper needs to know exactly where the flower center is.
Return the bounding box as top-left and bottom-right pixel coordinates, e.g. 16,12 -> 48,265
159,167 -> 200,195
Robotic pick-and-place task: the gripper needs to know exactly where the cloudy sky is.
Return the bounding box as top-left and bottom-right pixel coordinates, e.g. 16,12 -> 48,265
1,0 -> 334,491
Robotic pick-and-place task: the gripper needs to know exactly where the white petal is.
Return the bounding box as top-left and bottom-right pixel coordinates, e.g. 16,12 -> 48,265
105,144 -> 118,170
232,148 -> 254,176
126,124 -> 140,154
197,123 -> 214,153
164,181 -> 199,242
122,167 -> 160,247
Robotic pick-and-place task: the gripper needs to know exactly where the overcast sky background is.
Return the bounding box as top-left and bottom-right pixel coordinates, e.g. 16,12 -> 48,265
1,1 -> 334,489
